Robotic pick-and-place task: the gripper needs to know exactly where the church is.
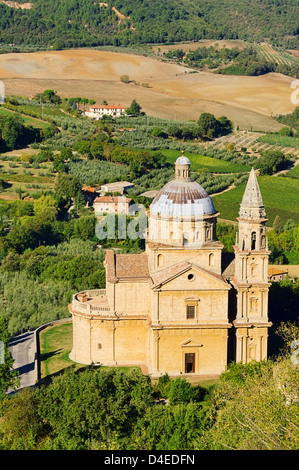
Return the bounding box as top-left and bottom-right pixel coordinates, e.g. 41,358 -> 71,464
69,155 -> 272,377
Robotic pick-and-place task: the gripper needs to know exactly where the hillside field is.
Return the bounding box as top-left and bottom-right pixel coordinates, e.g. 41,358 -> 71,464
159,149 -> 251,173
211,175 -> 299,225
0,48 -> 296,132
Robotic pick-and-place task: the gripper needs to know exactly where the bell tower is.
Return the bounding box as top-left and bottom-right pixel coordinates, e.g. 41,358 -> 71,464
233,169 -> 272,363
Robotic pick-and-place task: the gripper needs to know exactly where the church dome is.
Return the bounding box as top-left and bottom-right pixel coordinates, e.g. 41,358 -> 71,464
150,155 -> 216,218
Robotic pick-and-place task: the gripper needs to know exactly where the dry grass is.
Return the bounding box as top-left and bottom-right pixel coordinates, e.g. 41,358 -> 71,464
0,48 -> 295,131
289,50 -> 299,59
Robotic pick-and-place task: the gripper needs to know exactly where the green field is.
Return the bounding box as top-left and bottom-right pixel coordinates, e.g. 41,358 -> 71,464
0,106 -> 50,129
257,134 -> 299,149
160,149 -> 251,173
212,175 -> 299,226
286,165 -> 299,178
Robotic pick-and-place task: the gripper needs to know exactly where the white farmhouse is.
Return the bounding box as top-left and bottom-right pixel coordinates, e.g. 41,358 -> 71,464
85,104 -> 127,119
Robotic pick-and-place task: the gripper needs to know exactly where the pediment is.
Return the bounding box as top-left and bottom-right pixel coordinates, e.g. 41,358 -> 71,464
180,339 -> 203,348
151,261 -> 230,291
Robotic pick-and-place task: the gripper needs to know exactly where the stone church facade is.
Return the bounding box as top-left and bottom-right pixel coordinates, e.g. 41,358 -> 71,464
69,156 -> 272,377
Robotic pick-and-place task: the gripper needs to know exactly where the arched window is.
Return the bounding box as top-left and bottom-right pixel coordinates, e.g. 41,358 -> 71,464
157,254 -> 163,267
209,253 -> 215,266
183,232 -> 189,246
251,232 -> 256,250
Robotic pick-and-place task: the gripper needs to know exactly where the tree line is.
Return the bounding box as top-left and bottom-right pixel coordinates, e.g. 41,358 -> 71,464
170,45 -> 299,78
0,327 -> 298,450
0,0 -> 298,48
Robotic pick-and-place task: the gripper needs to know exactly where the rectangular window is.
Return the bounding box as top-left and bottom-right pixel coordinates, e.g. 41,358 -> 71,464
186,305 -> 195,319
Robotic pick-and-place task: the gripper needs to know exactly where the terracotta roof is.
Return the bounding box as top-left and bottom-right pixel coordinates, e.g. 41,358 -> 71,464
105,250 -> 116,282
90,104 -> 127,110
268,267 -> 288,276
105,250 -> 150,282
82,186 -> 100,193
94,196 -> 132,203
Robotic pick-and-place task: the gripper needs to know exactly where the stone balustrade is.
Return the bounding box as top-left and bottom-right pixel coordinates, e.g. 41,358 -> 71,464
72,289 -> 111,315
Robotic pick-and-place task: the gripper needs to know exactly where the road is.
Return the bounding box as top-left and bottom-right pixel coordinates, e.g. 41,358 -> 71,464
9,331 -> 36,393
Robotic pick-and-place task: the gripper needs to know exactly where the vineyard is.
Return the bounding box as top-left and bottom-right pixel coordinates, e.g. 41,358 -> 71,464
210,131 -> 299,159
248,42 -> 299,67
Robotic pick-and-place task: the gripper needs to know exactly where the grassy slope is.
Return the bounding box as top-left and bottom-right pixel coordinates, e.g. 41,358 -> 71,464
160,149 -> 251,173
0,106 -> 50,129
212,175 -> 299,226
40,322 -> 77,378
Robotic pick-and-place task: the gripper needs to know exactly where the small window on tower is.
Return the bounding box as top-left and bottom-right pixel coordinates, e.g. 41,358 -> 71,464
251,232 -> 256,250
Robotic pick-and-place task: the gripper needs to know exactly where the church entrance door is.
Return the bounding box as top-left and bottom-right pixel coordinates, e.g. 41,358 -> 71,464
185,353 -> 195,373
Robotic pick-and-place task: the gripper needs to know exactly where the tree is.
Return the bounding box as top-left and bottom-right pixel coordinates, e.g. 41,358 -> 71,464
218,116 -> 233,135
197,112 -> 219,140
35,89 -> 61,105
90,141 -> 104,159
120,74 -> 130,84
257,149 -> 286,175
0,387 -> 46,449
40,124 -> 59,141
126,99 -> 142,116
0,316 -> 19,394
202,359 -> 299,450
59,147 -> 73,161
55,174 -> 81,200
273,215 -> 283,234
0,114 -> 25,150
33,195 -> 58,222
74,140 -> 92,158
74,190 -> 86,213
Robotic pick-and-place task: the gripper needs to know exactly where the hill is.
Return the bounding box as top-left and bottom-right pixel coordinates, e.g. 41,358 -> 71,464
0,0 -> 298,49
0,49 -> 295,131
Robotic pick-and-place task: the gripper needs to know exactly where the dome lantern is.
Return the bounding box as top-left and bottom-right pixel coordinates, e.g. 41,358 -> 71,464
175,151 -> 192,181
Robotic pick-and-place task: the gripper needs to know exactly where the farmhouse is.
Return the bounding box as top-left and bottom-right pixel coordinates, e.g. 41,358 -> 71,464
93,196 -> 132,216
85,104 -> 127,119
69,157 -> 272,376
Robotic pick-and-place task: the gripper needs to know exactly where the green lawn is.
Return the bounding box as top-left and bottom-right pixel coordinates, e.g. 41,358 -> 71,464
40,321 -> 79,379
158,149 -> 251,173
212,175 -> 299,226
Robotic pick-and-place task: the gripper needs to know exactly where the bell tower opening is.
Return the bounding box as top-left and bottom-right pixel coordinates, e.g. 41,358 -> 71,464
251,232 -> 256,250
